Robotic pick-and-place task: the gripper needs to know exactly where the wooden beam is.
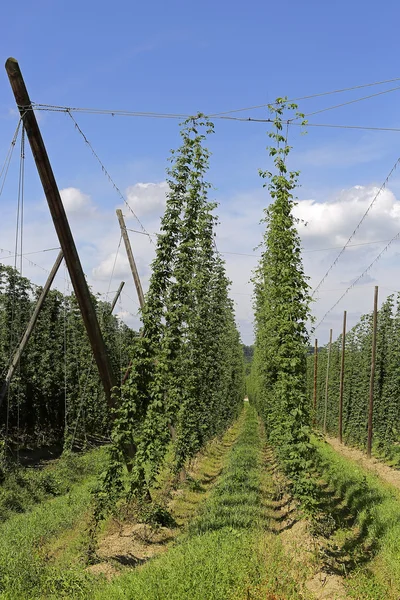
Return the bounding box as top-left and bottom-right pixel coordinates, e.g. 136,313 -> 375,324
323,328 -> 333,435
367,286 -> 378,458
338,310 -> 347,444
116,209 -> 145,309
0,251 -> 63,407
110,281 -> 125,314
5,58 -> 116,406
312,339 -> 318,427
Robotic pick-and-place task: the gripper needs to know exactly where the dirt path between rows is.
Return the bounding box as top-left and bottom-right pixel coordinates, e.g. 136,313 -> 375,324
326,436 -> 400,492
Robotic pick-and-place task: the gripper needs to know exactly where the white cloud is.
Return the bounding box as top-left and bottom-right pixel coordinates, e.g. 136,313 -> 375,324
125,182 -> 168,217
92,252 -> 131,281
60,187 -> 93,214
294,185 -> 400,247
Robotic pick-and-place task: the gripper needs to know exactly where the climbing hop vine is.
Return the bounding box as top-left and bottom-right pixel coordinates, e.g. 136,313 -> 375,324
248,98 -> 316,506
97,113 -> 245,512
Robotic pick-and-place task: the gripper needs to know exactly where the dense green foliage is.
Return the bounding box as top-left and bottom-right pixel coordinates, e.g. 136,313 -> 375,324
0,264 -> 136,452
309,294 -> 400,459
101,115 -> 245,503
248,99 -> 316,505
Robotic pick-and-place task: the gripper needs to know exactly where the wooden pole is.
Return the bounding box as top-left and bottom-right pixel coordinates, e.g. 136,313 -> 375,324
323,328 -> 333,435
313,339 -> 318,427
116,209 -> 145,309
338,311 -> 347,444
367,286 -> 378,458
110,281 -> 125,314
5,58 -> 116,407
0,251 -> 64,407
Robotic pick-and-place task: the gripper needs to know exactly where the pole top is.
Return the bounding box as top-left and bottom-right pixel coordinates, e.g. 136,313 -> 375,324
5,57 -> 19,71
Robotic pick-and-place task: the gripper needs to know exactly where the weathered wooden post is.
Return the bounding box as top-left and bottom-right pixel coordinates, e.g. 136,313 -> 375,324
5,58 -> 116,406
367,286 -> 378,458
313,339 -> 318,427
110,281 -> 125,314
116,209 -> 145,309
323,328 -> 333,435
338,310 -> 347,443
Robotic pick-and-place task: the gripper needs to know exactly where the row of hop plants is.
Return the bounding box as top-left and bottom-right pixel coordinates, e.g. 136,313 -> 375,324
308,293 -> 400,458
247,99 -> 318,509
0,264 -> 136,451
97,115 -> 245,510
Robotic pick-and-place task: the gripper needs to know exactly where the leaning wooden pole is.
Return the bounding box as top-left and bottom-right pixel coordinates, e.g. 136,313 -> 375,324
312,339 -> 318,427
110,281 -> 125,314
116,210 -> 145,309
323,328 -> 333,435
338,310 -> 347,444
367,286 -> 379,458
5,58 -> 116,406
0,251 -> 64,407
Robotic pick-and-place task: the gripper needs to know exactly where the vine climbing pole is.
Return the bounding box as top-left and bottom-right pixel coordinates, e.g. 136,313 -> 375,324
323,328 -> 333,434
110,281 -> 125,314
367,285 -> 378,458
5,57 -> 116,406
115,209 -> 145,385
338,310 -> 346,444
116,209 -> 145,309
312,339 -> 318,427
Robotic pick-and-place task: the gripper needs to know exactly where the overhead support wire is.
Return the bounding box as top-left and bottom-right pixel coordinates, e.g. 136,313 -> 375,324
312,157 -> 400,298
66,111 -> 154,244
303,85 -> 400,117
26,104 -> 400,134
0,118 -> 22,198
209,76 -> 400,116
314,230 -> 400,332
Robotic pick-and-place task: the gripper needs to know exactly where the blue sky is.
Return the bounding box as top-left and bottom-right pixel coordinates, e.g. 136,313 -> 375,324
1,0 -> 400,346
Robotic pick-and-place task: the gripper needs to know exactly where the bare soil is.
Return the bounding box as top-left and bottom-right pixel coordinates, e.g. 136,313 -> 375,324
87,419 -> 241,580
262,443 -> 349,600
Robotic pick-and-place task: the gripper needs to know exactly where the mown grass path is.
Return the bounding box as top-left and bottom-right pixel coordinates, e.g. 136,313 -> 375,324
92,403 -> 307,600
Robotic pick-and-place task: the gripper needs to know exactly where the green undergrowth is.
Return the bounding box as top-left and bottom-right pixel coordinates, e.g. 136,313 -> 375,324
92,404 -> 305,600
314,438 -> 400,599
0,446 -> 107,522
0,448 -> 108,599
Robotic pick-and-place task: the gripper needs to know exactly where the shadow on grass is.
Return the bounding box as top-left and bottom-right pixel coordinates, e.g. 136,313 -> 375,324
312,449 -> 400,576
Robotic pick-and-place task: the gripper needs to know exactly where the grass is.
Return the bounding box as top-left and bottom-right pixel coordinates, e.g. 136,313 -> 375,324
0,446 -> 107,522
0,447 -> 108,599
91,404 -> 306,600
313,438 -> 400,599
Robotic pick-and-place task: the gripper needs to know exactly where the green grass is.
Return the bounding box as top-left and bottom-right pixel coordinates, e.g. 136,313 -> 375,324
314,438 -> 400,599
0,407 -> 315,599
0,447 -> 107,522
0,448 -> 108,599
92,404 -> 305,600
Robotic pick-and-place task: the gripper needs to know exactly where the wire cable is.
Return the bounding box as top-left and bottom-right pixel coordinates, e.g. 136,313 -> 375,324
105,235 -> 123,302
66,110 -> 155,244
312,157 -> 400,297
314,230 -> 400,331
210,77 -> 400,116
0,119 -> 22,199
27,103 -> 400,134
304,85 -> 400,117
